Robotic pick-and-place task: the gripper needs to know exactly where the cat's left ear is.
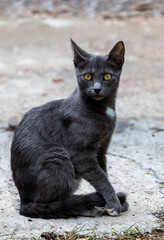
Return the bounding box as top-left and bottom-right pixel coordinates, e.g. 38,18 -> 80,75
108,41 -> 125,67
70,39 -> 90,67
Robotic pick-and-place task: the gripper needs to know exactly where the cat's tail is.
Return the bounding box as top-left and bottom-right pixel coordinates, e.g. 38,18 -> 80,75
20,192 -> 128,219
20,193 -> 104,219
116,192 -> 129,212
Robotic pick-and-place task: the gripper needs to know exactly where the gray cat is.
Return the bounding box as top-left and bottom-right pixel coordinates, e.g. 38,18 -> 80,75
11,39 -> 129,219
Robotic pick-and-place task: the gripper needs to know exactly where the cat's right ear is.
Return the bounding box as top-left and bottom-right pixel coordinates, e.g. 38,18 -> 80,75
70,39 -> 90,67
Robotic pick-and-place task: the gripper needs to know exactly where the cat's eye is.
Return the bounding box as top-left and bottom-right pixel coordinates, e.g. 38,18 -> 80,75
104,74 -> 112,81
84,73 -> 92,80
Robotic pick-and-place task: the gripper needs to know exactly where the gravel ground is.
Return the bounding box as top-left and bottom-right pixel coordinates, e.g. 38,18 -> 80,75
0,15 -> 163,239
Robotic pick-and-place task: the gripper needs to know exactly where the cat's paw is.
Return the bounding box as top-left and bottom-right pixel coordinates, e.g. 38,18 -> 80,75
105,198 -> 122,216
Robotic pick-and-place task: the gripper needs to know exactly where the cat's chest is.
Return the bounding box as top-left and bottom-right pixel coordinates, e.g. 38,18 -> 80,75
62,109 -> 115,150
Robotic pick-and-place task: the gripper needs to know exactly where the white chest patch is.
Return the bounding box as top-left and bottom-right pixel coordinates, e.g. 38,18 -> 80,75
106,108 -> 116,119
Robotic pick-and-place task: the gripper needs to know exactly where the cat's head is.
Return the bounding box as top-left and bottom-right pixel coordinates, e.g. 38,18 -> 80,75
71,39 -> 125,101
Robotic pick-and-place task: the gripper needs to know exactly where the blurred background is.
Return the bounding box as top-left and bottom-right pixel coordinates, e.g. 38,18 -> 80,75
0,0 -> 164,123
0,0 -> 164,18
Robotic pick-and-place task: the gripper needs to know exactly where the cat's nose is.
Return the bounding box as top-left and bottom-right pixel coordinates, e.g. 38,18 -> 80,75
94,88 -> 101,94
94,82 -> 101,94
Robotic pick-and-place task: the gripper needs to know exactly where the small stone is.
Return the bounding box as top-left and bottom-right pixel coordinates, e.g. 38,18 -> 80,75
52,78 -> 64,83
8,116 -> 19,131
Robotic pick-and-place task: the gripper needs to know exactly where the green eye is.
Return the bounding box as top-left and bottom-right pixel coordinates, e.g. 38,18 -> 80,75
84,73 -> 92,80
104,74 -> 112,80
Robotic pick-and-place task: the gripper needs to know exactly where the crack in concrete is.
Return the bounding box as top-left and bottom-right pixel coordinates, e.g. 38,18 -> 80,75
108,152 -> 164,183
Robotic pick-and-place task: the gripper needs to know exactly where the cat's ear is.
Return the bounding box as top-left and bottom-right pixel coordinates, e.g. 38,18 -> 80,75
108,41 -> 125,68
70,39 -> 90,67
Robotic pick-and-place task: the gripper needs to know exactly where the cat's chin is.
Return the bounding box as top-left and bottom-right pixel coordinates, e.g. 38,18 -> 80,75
90,95 -> 105,101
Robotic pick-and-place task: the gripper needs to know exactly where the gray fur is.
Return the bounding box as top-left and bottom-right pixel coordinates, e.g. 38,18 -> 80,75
10,40 -> 128,219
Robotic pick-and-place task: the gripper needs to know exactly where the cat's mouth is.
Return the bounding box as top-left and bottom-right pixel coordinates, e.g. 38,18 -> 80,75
86,91 -> 106,101
90,94 -> 105,101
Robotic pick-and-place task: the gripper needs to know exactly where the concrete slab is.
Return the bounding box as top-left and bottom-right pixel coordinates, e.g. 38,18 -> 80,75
0,119 -> 163,238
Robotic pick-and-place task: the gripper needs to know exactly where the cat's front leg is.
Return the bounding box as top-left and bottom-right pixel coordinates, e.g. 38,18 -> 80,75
97,153 -> 122,215
97,153 -> 107,173
74,156 -> 122,215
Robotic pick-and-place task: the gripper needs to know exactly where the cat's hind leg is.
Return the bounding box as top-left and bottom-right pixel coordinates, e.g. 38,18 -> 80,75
33,151 -> 78,203
19,148 -> 79,217
19,149 -> 106,218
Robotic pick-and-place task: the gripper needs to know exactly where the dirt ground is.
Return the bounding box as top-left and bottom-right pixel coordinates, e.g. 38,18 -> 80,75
0,14 -> 164,239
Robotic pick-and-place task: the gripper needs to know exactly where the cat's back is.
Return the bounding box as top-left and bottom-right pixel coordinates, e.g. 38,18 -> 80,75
15,99 -> 63,138
11,99 -> 64,165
